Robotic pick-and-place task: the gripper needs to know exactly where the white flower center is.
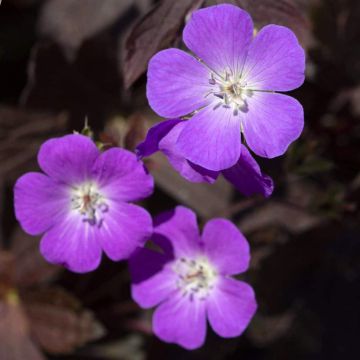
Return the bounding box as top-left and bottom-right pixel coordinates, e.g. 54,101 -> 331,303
207,70 -> 253,115
71,182 -> 108,227
173,256 -> 218,301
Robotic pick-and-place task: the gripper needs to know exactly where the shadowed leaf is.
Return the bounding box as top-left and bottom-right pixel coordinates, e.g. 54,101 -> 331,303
87,335 -> 145,360
0,251 -> 15,294
121,0 -> 204,88
11,227 -> 62,289
0,298 -> 45,360
239,201 -> 324,234
101,113 -> 147,152
248,311 -> 295,346
0,106 -> 67,182
214,0 -> 313,48
24,287 -> 105,354
151,152 -> 232,220
38,0 -> 151,60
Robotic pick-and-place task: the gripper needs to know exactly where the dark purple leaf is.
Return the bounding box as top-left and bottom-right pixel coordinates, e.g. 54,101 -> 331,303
101,113 -> 147,152
11,228 -> 62,289
24,287 -> 105,354
121,0 -> 204,88
214,0 -> 313,48
39,0 -> 151,59
0,300 -> 45,360
0,106 -> 67,182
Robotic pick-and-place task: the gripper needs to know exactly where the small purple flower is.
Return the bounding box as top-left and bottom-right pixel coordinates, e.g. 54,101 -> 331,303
147,4 -> 305,171
130,206 -> 257,350
14,134 -> 154,273
137,119 -> 274,198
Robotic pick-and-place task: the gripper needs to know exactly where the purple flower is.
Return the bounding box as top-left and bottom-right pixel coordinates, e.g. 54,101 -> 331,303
130,206 -> 257,350
14,134 -> 154,273
147,4 -> 305,171
137,119 -> 274,198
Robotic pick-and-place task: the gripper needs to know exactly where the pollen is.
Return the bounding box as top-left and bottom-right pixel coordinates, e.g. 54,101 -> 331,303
206,69 -> 252,115
173,256 -> 218,301
71,182 -> 108,226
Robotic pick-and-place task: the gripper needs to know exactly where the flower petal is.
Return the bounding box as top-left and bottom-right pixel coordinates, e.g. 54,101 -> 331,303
38,134 -> 99,185
159,121 -> 218,183
147,48 -> 211,118
242,92 -> 304,158
99,202 -> 152,261
202,219 -> 250,275
130,247 -> 175,308
153,290 -> 207,350
136,119 -> 183,158
207,278 -> 257,338
14,172 -> 68,235
40,215 -> 102,273
222,145 -> 274,197
183,4 -> 253,74
92,148 -> 154,202
153,206 -> 201,258
242,25 -> 305,91
177,105 -> 241,171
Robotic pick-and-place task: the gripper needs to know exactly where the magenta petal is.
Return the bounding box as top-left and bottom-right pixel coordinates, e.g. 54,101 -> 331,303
159,122 -> 218,183
147,48 -> 211,118
14,172 -> 68,235
136,119 -> 183,158
243,25 -> 305,91
92,148 -> 154,202
136,119 -> 218,183
186,162 -> 219,183
183,4 -> 253,74
40,215 -> 102,273
177,105 -> 241,171
153,206 -> 201,258
38,134 -> 99,184
242,92 -> 304,158
222,145 -> 274,197
100,202 -> 152,261
130,248 -> 175,308
202,219 -> 250,275
153,291 -> 207,350
207,278 -> 257,338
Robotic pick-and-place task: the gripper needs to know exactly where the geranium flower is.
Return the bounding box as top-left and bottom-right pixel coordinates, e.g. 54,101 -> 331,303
147,4 -> 305,171
137,118 -> 274,198
14,134 -> 154,273
130,206 -> 257,349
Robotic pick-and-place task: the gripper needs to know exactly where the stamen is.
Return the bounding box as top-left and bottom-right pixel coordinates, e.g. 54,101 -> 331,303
213,102 -> 223,110
214,93 -> 224,100
207,70 -> 250,114
71,182 -> 108,227
173,257 -> 218,301
209,73 -> 216,85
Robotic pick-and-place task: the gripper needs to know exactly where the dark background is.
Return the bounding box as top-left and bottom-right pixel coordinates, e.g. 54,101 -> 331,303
0,0 -> 359,359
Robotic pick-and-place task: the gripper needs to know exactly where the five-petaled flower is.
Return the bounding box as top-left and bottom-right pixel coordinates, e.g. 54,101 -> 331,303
130,206 -> 257,350
137,118 -> 274,197
147,4 -> 305,171
14,134 -> 154,273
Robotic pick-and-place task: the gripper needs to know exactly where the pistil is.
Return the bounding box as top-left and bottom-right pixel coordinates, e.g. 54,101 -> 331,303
174,257 -> 218,301
207,70 -> 251,114
71,182 -> 108,227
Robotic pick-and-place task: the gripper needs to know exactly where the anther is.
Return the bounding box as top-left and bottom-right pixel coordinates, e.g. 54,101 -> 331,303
71,182 -> 108,227
174,257 -> 218,301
